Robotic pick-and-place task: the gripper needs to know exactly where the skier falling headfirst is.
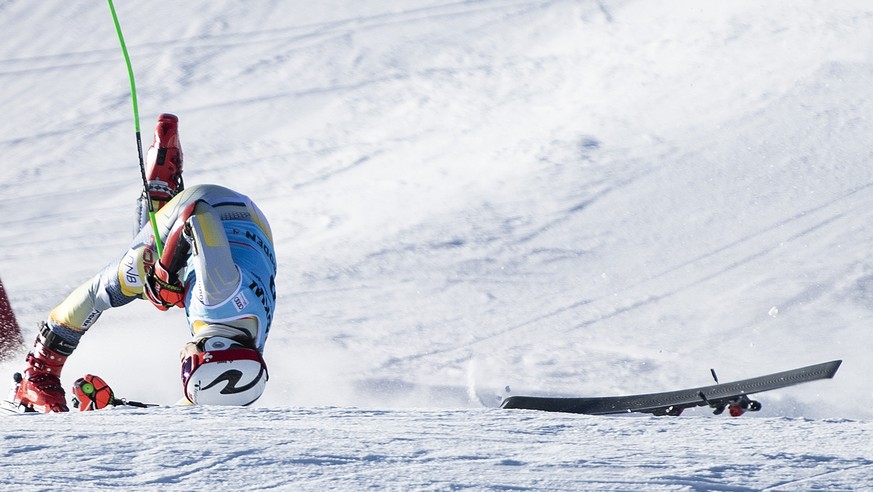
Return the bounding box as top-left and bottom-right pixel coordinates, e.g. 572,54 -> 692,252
9,114 -> 277,412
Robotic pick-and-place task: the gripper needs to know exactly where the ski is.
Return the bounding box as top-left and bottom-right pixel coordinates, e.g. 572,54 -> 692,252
0,397 -> 157,416
500,359 -> 842,417
0,398 -> 37,416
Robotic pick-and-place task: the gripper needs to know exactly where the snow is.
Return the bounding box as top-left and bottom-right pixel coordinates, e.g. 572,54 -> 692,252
6,407 -> 873,491
2,0 -> 873,489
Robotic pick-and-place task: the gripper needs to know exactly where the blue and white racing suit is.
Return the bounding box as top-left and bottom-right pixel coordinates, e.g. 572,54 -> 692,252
46,184 -> 277,353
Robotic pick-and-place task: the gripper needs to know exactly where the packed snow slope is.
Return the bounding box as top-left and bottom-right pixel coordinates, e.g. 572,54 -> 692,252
2,1 -> 873,489
1,0 -> 872,416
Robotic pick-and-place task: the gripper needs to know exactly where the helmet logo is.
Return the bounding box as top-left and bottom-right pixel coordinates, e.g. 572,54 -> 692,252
203,352 -> 213,362
201,366 -> 266,394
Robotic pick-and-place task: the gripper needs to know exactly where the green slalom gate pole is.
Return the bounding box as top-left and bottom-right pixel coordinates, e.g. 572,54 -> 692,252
107,0 -> 164,257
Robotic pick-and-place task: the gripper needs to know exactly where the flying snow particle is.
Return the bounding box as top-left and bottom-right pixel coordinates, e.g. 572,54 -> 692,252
768,306 -> 779,317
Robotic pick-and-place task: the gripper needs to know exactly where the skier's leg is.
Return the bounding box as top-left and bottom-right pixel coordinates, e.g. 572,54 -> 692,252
13,249 -> 142,413
134,113 -> 184,235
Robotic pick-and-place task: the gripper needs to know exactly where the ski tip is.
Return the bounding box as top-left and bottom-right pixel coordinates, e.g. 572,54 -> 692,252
499,396 -> 522,410
825,359 -> 843,378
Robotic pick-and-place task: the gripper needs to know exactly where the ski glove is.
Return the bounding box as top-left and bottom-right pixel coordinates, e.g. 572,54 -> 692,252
144,262 -> 185,310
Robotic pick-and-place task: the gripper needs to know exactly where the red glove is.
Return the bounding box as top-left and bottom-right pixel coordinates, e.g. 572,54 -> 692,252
144,262 -> 186,310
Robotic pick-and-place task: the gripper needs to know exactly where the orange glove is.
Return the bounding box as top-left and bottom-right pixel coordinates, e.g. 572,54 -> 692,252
144,262 -> 185,310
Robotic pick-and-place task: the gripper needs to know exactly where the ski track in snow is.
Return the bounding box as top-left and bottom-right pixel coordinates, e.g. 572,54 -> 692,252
2,0 -> 873,489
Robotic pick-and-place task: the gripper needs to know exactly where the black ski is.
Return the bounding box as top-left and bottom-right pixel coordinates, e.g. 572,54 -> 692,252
0,398 -> 37,416
0,397 -> 157,416
500,359 -> 842,416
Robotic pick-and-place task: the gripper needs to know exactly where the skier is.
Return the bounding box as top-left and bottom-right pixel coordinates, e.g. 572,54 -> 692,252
10,114 -> 276,412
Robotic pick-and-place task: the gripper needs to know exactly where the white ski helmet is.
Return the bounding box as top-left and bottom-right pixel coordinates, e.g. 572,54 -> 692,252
180,337 -> 268,406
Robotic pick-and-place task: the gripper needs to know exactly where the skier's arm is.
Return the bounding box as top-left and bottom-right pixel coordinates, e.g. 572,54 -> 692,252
144,201 -> 197,310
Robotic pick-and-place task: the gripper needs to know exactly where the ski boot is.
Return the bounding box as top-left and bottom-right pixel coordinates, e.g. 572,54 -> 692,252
135,113 -> 185,233
12,322 -> 78,412
145,113 -> 184,207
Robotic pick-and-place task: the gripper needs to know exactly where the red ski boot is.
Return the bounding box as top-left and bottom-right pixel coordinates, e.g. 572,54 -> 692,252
12,323 -> 77,413
144,113 -> 184,210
